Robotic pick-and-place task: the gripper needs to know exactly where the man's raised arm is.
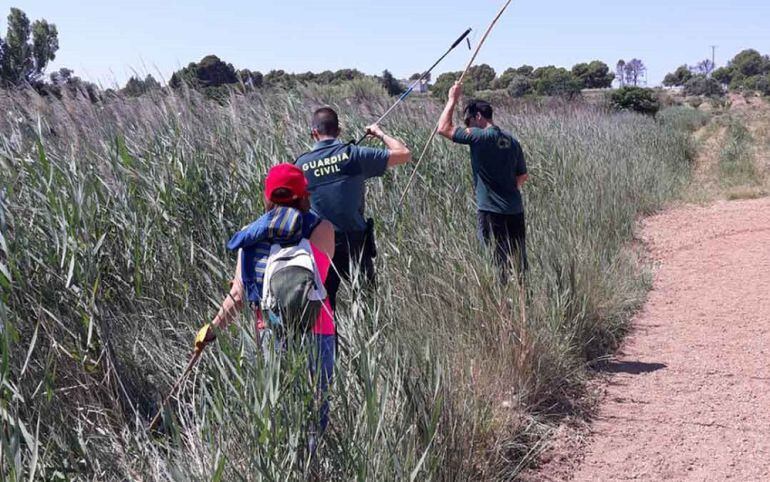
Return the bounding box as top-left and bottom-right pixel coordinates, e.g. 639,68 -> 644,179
438,82 -> 463,140
366,124 -> 412,167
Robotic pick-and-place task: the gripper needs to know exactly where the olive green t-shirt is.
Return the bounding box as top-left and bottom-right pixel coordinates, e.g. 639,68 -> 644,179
452,125 -> 527,215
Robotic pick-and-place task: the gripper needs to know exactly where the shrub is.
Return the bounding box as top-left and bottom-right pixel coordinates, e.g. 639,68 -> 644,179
683,76 -> 724,97
609,86 -> 660,115
663,65 -> 694,87
532,66 -> 582,97
507,75 -> 533,98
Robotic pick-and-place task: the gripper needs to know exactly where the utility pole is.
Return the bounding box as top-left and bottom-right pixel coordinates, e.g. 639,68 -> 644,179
710,45 -> 718,75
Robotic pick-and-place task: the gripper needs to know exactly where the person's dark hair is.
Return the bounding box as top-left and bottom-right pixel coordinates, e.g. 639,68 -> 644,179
463,99 -> 494,123
266,188 -> 310,212
311,107 -> 340,137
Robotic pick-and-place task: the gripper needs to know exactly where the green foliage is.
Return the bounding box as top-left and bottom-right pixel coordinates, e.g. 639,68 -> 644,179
430,71 -> 473,100
571,61 -> 614,89
380,69 -> 404,97
0,7 -> 59,86
713,49 -> 770,94
609,86 -> 660,115
464,63 -> 496,91
238,69 -> 263,89
491,66 -> 534,90
663,65 -> 694,87
507,75 -> 533,98
532,66 -> 582,97
737,73 -> 770,96
43,67 -> 100,102
121,74 -> 161,97
719,120 -> 758,186
712,66 -> 733,85
263,69 -> 296,89
682,75 -> 724,97
731,49 -> 768,78
0,80 -> 692,479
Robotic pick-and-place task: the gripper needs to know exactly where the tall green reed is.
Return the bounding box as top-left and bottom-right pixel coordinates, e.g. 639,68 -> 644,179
0,80 -> 692,480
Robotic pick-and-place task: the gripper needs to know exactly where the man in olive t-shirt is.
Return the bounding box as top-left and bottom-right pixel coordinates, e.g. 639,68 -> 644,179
438,82 -> 529,284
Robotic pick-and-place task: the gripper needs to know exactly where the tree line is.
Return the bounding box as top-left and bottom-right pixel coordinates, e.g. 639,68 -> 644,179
3,6 -> 769,105
663,49 -> 770,97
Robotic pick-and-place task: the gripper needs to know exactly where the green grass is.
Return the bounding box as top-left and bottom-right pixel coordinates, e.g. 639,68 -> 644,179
0,80 -> 692,480
719,119 -> 759,187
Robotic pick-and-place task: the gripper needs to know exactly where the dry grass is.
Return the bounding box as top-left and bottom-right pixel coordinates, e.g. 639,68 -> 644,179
1,82 -> 693,480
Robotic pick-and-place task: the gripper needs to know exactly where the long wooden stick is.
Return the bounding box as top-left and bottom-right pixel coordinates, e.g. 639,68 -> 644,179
148,348 -> 203,431
397,0 -> 514,207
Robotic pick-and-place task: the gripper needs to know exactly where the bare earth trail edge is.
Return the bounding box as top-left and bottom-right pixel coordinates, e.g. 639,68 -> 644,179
529,197 -> 770,481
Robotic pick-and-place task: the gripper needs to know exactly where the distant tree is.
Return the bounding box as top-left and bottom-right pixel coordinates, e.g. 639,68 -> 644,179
693,59 -> 715,76
507,75 -> 533,98
47,67 -> 100,101
623,59 -> 646,86
237,69 -> 263,89
465,63 -> 496,91
406,71 -> 429,85
616,60 -> 626,87
754,75 -> 770,96
332,69 -> 365,84
196,55 -> 237,86
381,69 -> 405,96
609,86 -> 659,115
430,71 -> 473,100
571,60 -> 614,88
683,76 -> 724,97
730,49 -> 767,78
491,67 -> 516,90
532,66 -> 582,97
712,66 -> 733,85
122,74 -> 161,97
515,65 -> 534,77
663,65 -> 694,87
741,74 -> 770,96
431,71 -> 459,100
315,70 -> 335,84
294,71 -> 317,84
264,69 -> 296,88
170,55 -> 237,90
710,49 -> 770,92
0,7 -> 59,86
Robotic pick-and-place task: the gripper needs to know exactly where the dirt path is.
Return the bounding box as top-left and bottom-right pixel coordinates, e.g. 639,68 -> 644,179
537,197 -> 770,481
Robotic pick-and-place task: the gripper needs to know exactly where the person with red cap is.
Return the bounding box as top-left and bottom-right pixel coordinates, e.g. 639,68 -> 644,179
196,162 -> 336,434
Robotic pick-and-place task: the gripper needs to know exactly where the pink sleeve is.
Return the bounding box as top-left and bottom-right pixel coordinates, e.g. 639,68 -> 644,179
310,244 -> 336,335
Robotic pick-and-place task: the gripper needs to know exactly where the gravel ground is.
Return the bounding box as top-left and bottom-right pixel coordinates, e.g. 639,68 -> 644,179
533,197 -> 770,481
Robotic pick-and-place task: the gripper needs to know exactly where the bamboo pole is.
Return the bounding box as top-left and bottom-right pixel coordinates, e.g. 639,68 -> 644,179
397,0 -> 514,207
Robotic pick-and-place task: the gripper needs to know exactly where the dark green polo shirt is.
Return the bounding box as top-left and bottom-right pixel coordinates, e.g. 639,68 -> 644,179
295,139 -> 389,232
452,125 -> 527,215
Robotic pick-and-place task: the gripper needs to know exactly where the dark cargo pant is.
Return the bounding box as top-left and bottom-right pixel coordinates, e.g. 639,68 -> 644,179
325,219 -> 377,311
477,210 -> 528,285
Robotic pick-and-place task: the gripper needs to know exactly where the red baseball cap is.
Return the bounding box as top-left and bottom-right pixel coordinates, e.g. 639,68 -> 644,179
264,163 -> 309,203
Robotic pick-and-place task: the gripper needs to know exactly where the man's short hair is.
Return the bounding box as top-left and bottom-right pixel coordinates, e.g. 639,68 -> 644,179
312,107 -> 340,137
463,99 -> 494,122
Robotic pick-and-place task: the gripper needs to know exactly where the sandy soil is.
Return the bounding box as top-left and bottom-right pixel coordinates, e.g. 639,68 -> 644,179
533,197 -> 770,481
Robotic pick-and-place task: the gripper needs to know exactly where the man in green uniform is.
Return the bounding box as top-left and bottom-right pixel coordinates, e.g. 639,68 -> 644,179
438,82 -> 529,283
295,107 -> 411,309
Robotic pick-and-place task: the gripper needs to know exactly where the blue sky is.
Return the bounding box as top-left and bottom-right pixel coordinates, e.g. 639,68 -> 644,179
5,0 -> 769,87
